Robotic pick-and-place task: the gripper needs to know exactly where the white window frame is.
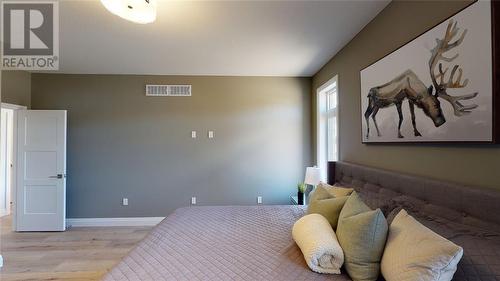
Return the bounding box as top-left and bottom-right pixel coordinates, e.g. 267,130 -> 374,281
316,75 -> 339,182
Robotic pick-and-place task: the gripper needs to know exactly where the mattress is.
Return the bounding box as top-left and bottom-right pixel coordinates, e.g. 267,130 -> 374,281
103,205 -> 351,281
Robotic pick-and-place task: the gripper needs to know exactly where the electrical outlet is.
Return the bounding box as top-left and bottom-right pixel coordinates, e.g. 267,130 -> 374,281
208,131 -> 214,139
191,197 -> 197,205
257,196 -> 262,204
122,198 -> 128,206
191,131 -> 197,138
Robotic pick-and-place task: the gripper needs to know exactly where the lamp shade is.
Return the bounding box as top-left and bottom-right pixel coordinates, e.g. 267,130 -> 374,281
304,167 -> 321,186
101,0 -> 157,24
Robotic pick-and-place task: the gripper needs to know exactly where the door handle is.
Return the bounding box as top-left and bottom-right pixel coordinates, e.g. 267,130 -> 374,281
49,174 -> 65,179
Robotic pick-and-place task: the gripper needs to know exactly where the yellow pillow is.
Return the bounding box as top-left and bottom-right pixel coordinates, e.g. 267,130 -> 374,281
308,184 -> 333,203
317,182 -> 354,198
307,185 -> 348,228
307,196 -> 348,228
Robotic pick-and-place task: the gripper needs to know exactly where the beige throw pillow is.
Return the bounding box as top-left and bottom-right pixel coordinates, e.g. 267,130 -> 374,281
317,182 -> 354,198
307,197 -> 348,229
307,185 -> 348,228
336,191 -> 388,281
308,184 -> 333,203
381,209 -> 463,281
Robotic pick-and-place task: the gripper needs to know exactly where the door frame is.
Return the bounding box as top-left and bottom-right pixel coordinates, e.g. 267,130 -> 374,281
1,103 -> 27,231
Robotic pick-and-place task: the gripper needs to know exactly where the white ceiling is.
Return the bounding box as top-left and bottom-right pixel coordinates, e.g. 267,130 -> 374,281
56,0 -> 389,76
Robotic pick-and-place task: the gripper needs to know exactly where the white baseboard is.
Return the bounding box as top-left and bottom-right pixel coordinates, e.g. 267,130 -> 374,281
66,217 -> 165,227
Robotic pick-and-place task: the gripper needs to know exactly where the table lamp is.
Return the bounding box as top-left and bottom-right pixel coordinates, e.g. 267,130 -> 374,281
304,166 -> 321,189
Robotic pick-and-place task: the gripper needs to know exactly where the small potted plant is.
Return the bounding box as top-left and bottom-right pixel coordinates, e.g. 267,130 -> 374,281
297,182 -> 307,205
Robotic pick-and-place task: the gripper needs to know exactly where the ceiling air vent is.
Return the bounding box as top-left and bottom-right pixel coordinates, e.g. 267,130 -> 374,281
145,85 -> 192,97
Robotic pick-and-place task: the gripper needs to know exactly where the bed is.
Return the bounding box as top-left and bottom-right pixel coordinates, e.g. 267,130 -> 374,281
104,162 -> 500,281
103,205 -> 348,281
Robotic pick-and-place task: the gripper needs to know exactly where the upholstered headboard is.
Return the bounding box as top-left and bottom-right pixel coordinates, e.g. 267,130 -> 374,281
327,161 -> 500,280
328,161 -> 500,226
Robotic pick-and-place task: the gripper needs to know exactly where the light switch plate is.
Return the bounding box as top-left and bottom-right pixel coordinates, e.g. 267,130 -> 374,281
191,131 -> 197,138
208,131 -> 214,139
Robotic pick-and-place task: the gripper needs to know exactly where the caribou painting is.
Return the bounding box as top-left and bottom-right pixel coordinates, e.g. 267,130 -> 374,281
364,19 -> 478,139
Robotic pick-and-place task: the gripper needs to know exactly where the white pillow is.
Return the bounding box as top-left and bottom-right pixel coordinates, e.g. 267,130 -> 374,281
381,209 -> 463,281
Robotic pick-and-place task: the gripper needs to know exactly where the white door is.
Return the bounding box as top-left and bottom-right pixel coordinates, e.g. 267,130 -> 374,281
16,110 -> 67,231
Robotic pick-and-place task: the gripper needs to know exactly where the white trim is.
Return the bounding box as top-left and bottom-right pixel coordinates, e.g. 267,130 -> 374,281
66,217 -> 165,227
0,109 -> 12,218
0,103 -> 26,231
1,103 -> 27,110
316,75 -> 340,181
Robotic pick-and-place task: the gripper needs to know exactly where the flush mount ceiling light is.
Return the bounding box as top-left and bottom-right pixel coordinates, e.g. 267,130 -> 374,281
101,0 -> 157,24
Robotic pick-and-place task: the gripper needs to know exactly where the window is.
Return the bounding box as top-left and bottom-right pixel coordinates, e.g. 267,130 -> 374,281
317,76 -> 339,182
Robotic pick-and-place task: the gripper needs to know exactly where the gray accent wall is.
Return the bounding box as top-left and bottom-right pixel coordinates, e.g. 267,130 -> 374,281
31,74 -> 312,218
313,0 -> 500,191
1,71 -> 31,107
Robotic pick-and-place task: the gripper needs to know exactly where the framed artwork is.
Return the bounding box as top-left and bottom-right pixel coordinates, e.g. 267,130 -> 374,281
360,1 -> 499,143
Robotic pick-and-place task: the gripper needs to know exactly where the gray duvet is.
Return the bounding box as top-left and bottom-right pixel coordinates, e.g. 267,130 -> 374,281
103,205 -> 351,281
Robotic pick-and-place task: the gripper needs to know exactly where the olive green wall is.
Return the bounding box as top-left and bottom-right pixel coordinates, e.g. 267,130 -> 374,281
313,0 -> 500,190
31,74 -> 312,218
1,71 -> 31,107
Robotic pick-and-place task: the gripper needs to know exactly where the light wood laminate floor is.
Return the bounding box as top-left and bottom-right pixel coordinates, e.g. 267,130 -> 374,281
0,215 -> 152,281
